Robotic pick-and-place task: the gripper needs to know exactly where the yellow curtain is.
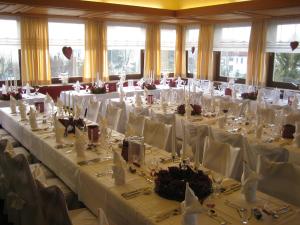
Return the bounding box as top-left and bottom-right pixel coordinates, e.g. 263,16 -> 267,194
21,17 -> 51,85
247,20 -> 267,86
175,24 -> 184,77
144,23 -> 161,80
197,24 -> 214,80
181,26 -> 187,77
84,21 -> 108,82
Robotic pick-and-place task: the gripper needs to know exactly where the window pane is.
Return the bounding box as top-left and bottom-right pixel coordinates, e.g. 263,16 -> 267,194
273,53 -> 300,83
0,19 -> 20,81
161,26 -> 176,74
108,49 -> 141,75
48,22 -> 84,77
107,24 -> 145,76
187,49 -> 197,75
220,51 -> 247,79
161,50 -> 174,74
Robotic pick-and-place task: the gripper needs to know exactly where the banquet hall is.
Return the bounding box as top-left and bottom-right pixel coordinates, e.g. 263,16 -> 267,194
1,0 -> 300,225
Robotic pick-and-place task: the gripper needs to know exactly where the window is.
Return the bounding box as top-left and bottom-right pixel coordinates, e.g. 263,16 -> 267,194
213,24 -> 251,80
185,26 -> 199,77
161,25 -> 176,74
107,24 -> 145,77
266,22 -> 300,86
48,21 -> 84,78
0,19 -> 20,81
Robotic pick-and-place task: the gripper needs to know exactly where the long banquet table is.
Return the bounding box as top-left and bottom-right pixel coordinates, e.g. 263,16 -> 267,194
0,93 -> 46,108
1,107 -> 300,225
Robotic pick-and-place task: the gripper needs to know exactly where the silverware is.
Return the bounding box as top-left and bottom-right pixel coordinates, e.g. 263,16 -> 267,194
95,170 -> 113,177
121,187 -> 152,200
222,183 -> 241,195
78,158 -> 100,166
207,209 -> 230,225
154,207 -> 181,223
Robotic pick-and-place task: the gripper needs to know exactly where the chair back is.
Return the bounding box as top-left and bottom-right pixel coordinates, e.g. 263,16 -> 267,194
125,112 -> 145,137
106,104 -> 122,131
86,98 -> 101,123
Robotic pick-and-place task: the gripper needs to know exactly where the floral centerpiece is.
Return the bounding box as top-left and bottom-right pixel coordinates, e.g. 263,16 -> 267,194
241,91 -> 258,100
0,92 -> 22,101
155,166 -> 212,202
143,83 -> 156,90
90,85 -> 106,94
177,104 -> 202,116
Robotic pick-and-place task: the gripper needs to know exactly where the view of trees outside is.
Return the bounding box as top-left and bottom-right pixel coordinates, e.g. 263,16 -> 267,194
187,49 -> 197,76
0,46 -> 20,80
161,50 -> 174,74
220,51 -> 247,78
108,49 -> 140,75
49,46 -> 84,78
273,53 -> 300,83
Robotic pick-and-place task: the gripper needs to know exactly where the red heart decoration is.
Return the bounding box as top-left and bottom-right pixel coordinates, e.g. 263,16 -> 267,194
191,46 -> 195,54
62,46 -> 73,60
290,41 -> 299,51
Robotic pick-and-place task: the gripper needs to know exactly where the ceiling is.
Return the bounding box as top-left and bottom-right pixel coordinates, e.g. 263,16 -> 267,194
0,0 -> 299,24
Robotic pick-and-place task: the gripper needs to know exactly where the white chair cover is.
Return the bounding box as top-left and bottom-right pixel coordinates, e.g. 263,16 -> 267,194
125,112 -> 145,137
202,136 -> 241,179
106,104 -> 122,131
110,101 -> 127,133
86,99 -> 101,123
257,156 -> 300,207
143,118 -> 171,151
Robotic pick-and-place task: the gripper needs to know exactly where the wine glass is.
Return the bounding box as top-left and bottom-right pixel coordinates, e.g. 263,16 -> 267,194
211,173 -> 224,197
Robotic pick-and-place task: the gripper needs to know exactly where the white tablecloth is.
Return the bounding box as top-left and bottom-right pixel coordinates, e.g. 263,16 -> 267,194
1,107 -> 300,225
0,93 -> 45,108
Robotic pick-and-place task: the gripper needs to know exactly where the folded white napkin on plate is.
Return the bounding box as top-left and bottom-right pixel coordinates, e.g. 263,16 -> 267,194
10,95 -> 17,114
74,104 -> 82,120
185,104 -> 192,120
255,125 -> 263,139
112,149 -> 126,185
73,81 -> 82,92
29,107 -> 38,130
54,119 -> 65,144
56,97 -> 64,116
74,127 -> 86,157
241,162 -> 260,202
18,101 -> 27,121
97,208 -> 109,225
25,83 -> 31,95
181,182 -> 205,225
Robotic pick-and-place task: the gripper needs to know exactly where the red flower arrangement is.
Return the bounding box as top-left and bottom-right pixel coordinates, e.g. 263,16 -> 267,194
177,104 -> 202,116
0,92 -> 22,101
90,85 -> 106,94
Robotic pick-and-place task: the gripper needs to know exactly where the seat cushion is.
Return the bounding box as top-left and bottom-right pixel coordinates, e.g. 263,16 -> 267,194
69,208 -> 98,225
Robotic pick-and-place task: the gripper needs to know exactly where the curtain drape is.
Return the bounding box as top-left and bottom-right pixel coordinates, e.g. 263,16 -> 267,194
84,21 -> 108,82
175,25 -> 184,77
197,24 -> 214,80
21,17 -> 51,85
144,23 -> 161,80
247,20 -> 267,86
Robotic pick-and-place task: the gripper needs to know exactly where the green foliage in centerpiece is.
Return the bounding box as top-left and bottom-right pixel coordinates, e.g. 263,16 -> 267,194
90,86 -> 106,94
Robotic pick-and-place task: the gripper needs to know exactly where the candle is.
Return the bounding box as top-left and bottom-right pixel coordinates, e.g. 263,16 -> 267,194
96,72 -> 99,82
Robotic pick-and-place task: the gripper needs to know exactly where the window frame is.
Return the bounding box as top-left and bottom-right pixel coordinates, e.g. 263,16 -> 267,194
266,52 -> 299,90
108,49 -> 144,81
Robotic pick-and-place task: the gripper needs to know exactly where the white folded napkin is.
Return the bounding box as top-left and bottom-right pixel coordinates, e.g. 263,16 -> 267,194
29,107 -> 38,130
176,77 -> 184,87
25,83 -> 31,95
255,125 -> 263,139
56,97 -> 64,110
73,81 -> 82,92
5,141 -> 15,157
241,162 -> 260,202
74,127 -> 86,158
112,149 -> 126,185
54,119 -> 65,144
2,84 -> 7,94
181,182 -> 205,225
119,88 -> 125,102
97,208 -> 109,225
143,88 -> 149,100
74,104 -> 82,120
218,116 -> 226,129
128,137 -> 145,165
18,101 -> 27,121
257,89 -> 263,103
185,104 -> 192,120
10,95 -> 17,114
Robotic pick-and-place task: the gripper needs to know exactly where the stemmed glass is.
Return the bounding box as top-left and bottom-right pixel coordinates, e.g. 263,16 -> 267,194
211,172 -> 224,197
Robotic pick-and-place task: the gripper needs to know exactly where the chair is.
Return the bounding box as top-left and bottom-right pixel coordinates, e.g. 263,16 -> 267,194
202,136 -> 241,179
257,156 -> 300,207
125,112 -> 145,137
86,98 -> 101,123
37,180 -> 107,225
143,118 -> 171,151
110,101 -> 127,133
106,104 -> 122,131
257,106 -> 275,124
